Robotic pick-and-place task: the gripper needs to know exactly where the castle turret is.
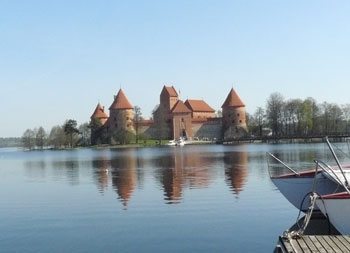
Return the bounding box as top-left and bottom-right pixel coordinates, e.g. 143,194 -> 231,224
90,103 -> 109,125
107,89 -> 135,136
221,88 -> 247,140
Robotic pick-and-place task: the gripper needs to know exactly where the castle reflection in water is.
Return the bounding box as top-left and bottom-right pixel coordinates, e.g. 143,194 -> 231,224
91,148 -> 248,207
24,147 -> 249,208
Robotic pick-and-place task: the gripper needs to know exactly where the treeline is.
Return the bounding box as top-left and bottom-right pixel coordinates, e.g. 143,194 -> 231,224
21,119 -> 90,150
248,92 -> 350,137
0,137 -> 21,147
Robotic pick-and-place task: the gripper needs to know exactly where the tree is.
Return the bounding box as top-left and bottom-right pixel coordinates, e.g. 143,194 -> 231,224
21,129 -> 35,150
342,104 -> 350,133
48,125 -> 66,149
89,118 -> 103,145
35,126 -> 47,149
254,107 -> 265,137
79,122 -> 91,146
266,92 -> 284,137
63,119 -> 79,148
113,129 -> 135,145
134,106 -> 143,144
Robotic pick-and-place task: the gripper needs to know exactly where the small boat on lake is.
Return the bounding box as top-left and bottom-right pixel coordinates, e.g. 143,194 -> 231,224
315,191 -> 350,235
267,138 -> 349,212
166,138 -> 186,146
268,154 -> 344,212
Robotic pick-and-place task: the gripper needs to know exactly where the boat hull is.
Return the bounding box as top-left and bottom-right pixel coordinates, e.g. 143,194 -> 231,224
316,192 -> 350,235
271,172 -> 342,212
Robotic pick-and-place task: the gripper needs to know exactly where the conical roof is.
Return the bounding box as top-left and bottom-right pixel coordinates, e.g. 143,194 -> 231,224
91,103 -> 109,119
171,100 -> 191,113
109,89 -> 134,110
221,88 -> 245,108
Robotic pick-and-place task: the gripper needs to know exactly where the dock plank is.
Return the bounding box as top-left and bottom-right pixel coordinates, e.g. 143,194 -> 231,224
302,236 -> 318,252
278,235 -> 350,253
309,236 -> 327,253
315,236 -> 335,253
279,236 -> 294,253
290,238 -> 304,253
322,236 -> 342,253
341,235 -> 350,246
331,236 -> 350,252
297,237 -> 312,253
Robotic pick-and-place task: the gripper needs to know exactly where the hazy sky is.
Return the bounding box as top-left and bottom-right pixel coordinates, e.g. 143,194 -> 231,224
1,1 -> 350,137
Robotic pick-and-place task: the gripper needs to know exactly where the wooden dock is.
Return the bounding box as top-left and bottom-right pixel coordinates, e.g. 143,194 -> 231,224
276,235 -> 350,253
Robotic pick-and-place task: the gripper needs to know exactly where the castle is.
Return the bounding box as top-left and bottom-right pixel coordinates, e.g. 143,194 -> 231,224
90,86 -> 247,144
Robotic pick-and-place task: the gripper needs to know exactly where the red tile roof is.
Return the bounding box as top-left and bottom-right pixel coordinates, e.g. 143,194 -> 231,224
109,89 -> 134,110
162,85 -> 178,97
221,88 -> 245,108
171,100 -> 191,113
91,103 -> 109,119
184,99 -> 215,112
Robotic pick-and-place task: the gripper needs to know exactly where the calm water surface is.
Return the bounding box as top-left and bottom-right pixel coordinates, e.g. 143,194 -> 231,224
0,143 -> 346,252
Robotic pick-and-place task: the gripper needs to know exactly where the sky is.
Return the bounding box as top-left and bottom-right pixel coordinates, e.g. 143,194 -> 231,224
1,0 -> 350,137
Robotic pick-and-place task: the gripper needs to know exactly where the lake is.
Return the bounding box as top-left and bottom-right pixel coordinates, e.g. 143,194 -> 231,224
0,143 -> 347,252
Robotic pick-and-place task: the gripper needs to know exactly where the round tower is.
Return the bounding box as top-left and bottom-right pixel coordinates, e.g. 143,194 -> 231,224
221,88 -> 247,140
108,89 -> 135,136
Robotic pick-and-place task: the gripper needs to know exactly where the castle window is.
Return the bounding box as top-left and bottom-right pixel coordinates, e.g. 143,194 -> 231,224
239,120 -> 242,123
181,118 -> 184,122
115,123 -> 118,128
232,120 -> 235,123
126,117 -> 129,120
114,117 -> 116,121
237,113 -> 240,116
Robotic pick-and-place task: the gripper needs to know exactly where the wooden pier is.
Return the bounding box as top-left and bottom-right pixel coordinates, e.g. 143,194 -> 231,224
276,235 -> 350,253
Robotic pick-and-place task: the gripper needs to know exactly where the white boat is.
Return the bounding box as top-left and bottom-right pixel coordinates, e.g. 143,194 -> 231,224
166,140 -> 177,146
267,141 -> 348,212
315,191 -> 350,234
270,168 -> 342,212
176,138 -> 185,146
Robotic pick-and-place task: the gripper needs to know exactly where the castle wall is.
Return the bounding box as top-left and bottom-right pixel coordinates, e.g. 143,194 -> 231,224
192,119 -> 222,140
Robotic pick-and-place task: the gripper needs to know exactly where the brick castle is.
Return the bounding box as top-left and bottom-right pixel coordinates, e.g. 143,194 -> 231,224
90,86 -> 247,144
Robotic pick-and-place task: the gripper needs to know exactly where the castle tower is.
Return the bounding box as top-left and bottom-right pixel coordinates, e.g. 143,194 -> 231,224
171,100 -> 192,139
108,89 -> 135,136
90,103 -> 109,125
90,103 -> 109,145
221,88 -> 247,140
160,85 -> 179,113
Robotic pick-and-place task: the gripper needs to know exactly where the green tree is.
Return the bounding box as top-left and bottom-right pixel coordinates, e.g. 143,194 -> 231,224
63,119 -> 79,148
35,126 -> 47,149
134,106 -> 143,144
21,129 -> 35,150
113,129 -> 135,145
